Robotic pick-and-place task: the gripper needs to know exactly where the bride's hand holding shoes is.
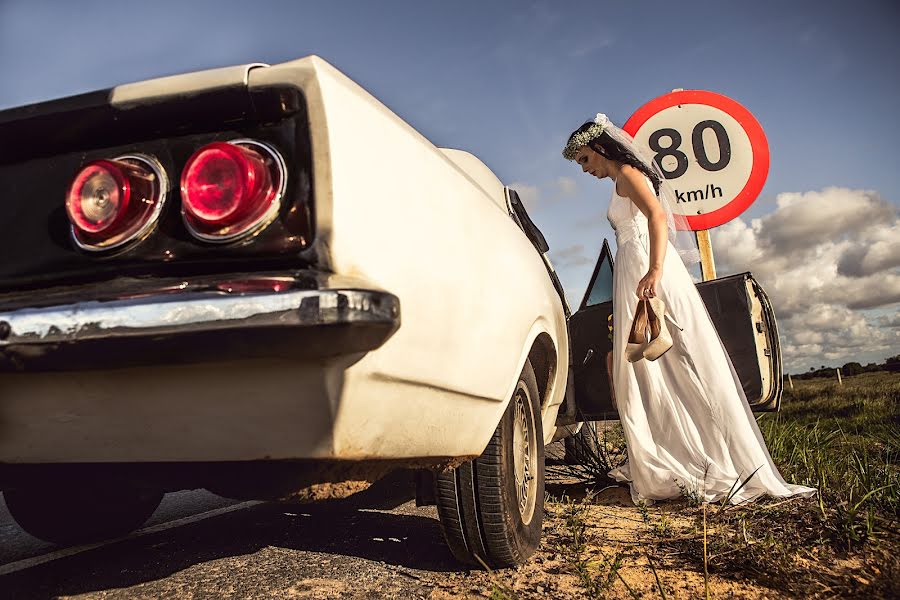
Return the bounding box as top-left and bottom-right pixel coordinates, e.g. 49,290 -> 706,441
633,268 -> 684,361
636,266 -> 662,300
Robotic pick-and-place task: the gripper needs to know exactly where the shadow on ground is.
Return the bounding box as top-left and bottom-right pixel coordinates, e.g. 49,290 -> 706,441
0,471 -> 465,599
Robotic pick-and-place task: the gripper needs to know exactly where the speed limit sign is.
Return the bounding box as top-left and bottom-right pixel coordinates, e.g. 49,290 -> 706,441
623,90 -> 769,231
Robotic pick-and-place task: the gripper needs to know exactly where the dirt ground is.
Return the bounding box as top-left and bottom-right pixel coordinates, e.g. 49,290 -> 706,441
2,439 -> 893,599
429,459 -> 792,599
425,440 -> 896,600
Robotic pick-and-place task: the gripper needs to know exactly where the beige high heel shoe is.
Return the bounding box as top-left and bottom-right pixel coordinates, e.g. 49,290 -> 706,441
625,299 -> 651,363
642,297 -> 683,361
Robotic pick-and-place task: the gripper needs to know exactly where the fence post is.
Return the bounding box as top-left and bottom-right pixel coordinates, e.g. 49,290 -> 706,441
788,373 -> 794,390
836,368 -> 843,386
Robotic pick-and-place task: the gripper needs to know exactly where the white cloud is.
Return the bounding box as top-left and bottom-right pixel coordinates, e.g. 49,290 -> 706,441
836,222 -> 900,277
509,177 -> 579,211
754,187 -> 896,255
567,35 -> 615,58
780,304 -> 899,367
877,314 -> 900,328
824,272 -> 900,310
554,176 -> 578,197
550,243 -> 593,268
710,187 -> 900,372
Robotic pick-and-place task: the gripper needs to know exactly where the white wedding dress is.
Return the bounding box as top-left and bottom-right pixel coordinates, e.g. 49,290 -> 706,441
606,177 -> 816,505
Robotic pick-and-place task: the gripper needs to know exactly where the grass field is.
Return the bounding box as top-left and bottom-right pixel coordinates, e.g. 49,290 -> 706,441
681,370 -> 900,597
760,372 -> 899,551
473,370 -> 900,599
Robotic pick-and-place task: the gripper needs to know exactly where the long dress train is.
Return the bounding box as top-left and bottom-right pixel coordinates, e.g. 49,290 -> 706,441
606,177 -> 816,505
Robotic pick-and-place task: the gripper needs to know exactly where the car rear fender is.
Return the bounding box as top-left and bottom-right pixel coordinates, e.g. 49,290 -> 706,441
504,319 -> 568,446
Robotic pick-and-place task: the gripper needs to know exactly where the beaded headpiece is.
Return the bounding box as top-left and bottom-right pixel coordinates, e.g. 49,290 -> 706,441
562,113 -> 611,160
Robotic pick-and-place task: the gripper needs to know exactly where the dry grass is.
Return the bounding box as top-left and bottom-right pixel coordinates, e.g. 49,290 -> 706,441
545,371 -> 900,599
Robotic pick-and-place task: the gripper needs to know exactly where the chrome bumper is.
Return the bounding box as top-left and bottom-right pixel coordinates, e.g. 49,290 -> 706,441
0,271 -> 400,372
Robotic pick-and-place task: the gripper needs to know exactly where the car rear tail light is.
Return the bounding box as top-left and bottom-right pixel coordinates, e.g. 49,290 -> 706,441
180,139 -> 286,242
65,154 -> 168,252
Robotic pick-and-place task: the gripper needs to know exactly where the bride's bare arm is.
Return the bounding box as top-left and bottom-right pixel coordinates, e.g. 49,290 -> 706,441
617,165 -> 669,297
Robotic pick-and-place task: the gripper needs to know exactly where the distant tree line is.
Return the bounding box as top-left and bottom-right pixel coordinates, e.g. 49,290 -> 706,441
788,354 -> 900,380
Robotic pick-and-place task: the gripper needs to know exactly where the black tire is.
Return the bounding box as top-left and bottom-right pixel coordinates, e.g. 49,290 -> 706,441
564,420 -> 600,465
434,359 -> 545,568
5,482 -> 163,545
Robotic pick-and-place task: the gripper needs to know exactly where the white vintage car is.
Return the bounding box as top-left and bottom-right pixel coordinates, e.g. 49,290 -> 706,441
0,56 -> 783,567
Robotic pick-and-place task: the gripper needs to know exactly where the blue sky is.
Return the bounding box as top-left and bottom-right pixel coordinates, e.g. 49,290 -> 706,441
1,0 -> 898,373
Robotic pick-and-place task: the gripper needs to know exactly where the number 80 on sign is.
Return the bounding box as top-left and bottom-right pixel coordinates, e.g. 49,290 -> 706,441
623,90 -> 769,231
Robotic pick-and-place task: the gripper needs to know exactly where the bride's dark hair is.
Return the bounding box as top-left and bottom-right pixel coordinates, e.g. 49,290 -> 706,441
566,122 -> 662,196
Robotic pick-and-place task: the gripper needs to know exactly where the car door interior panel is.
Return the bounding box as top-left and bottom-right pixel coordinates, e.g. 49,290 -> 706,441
570,240 -> 782,420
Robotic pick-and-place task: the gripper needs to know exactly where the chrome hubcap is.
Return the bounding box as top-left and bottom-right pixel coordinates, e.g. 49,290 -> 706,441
512,383 -> 538,525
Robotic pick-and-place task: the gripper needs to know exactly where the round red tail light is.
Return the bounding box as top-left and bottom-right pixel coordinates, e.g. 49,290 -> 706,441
180,140 -> 286,242
67,160 -> 130,234
65,154 -> 167,252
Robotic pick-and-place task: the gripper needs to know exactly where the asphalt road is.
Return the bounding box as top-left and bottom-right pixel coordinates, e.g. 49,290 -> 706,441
0,471 -> 463,599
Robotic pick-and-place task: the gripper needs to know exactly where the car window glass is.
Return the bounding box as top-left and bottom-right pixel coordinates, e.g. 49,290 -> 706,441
584,255 -> 613,307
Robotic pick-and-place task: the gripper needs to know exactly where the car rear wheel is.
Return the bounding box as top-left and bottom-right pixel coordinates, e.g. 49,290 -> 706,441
5,482 -> 163,545
434,359 -> 544,568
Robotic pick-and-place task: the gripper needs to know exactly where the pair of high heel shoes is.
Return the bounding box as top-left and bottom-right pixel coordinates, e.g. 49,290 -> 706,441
625,297 -> 684,362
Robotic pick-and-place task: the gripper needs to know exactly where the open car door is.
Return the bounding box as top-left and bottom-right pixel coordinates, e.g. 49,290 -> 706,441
569,242 -> 783,421
568,239 -> 618,420
695,272 -> 783,412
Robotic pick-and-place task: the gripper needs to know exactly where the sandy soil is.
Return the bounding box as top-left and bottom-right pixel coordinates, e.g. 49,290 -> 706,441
429,483 -> 790,600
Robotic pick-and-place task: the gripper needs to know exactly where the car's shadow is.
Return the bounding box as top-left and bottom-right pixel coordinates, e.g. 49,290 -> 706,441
0,471 -> 465,599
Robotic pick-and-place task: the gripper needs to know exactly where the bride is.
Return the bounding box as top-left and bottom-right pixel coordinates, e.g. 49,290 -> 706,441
562,114 -> 816,505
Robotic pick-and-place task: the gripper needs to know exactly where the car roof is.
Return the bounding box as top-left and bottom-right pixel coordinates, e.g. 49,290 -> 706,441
439,148 -> 506,210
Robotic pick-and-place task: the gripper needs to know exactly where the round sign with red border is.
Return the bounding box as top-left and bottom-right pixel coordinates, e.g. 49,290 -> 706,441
623,90 -> 769,231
